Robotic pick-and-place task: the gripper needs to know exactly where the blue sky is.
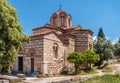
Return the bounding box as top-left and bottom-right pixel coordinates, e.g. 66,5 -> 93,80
8,0 -> 120,42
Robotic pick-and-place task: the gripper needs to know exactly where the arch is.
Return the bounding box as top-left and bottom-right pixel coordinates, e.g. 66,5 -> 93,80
59,12 -> 67,17
60,12 -> 67,25
28,48 -> 36,57
51,14 -> 58,25
52,13 -> 58,18
50,10 -> 72,28
53,43 -> 59,58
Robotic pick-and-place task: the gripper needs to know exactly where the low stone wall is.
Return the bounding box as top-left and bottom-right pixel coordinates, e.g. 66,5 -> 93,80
0,75 -> 19,83
0,80 -> 9,83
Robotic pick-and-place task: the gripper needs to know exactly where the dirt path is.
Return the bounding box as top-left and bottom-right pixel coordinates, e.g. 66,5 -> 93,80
24,63 -> 120,83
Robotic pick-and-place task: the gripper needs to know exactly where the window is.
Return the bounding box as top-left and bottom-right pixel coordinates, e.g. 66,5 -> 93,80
52,14 -> 57,25
28,48 -> 36,57
69,18 -> 71,27
53,17 -> 57,25
30,52 -> 34,57
53,43 -> 59,58
60,13 -> 65,26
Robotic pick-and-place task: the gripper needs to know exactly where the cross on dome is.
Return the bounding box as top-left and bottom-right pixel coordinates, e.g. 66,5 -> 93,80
59,5 -> 62,10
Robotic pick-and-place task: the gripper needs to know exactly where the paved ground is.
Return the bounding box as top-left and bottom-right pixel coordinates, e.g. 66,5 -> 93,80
25,76 -> 75,83
24,63 -> 120,83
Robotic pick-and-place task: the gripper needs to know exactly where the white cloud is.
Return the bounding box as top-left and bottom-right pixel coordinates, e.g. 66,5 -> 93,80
112,38 -> 119,44
106,36 -> 110,40
93,36 -> 110,41
93,36 -> 97,41
93,36 -> 119,44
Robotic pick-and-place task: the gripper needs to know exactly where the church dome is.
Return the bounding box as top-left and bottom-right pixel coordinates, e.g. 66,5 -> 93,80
50,10 -> 72,28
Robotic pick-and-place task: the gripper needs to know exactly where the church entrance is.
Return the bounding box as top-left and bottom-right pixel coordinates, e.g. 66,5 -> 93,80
18,57 -> 23,71
31,58 -> 34,73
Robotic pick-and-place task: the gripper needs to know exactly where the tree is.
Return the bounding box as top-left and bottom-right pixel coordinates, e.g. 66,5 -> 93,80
98,27 -> 105,39
94,28 -> 106,66
94,37 -> 106,64
114,38 -> 120,57
94,28 -> 114,67
104,40 -> 115,59
83,49 -> 100,70
67,52 -> 84,74
0,0 -> 28,74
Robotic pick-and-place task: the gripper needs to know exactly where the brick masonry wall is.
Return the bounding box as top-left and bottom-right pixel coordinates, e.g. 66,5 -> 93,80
71,30 -> 93,52
33,27 -> 52,35
42,33 -> 75,75
21,36 -> 44,73
43,33 -> 65,74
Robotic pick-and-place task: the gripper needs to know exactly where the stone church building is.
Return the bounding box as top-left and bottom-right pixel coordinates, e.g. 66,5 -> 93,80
13,9 -> 93,75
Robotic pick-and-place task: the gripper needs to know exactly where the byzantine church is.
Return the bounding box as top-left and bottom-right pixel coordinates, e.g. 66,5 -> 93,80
13,9 -> 93,75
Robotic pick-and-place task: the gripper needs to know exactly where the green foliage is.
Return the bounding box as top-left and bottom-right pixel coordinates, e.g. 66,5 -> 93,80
94,37 -> 106,60
98,27 -> 105,39
102,66 -> 117,72
84,49 -> 100,65
67,52 -> 84,64
83,74 -> 120,83
67,52 -> 84,74
79,67 -> 97,75
118,59 -> 120,62
67,50 -> 100,73
114,38 -> 120,57
94,28 -> 114,66
104,40 -> 115,59
0,0 -> 29,74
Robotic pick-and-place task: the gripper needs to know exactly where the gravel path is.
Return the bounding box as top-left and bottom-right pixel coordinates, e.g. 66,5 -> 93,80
24,64 -> 120,83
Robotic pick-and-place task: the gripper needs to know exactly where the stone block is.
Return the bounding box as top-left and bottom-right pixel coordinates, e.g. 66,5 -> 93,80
17,74 -> 25,78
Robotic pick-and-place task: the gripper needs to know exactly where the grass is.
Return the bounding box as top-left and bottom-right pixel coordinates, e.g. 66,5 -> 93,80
37,74 -> 54,78
102,66 -> 118,72
79,68 -> 98,75
82,74 -> 120,83
63,67 -> 98,76
109,59 -> 120,64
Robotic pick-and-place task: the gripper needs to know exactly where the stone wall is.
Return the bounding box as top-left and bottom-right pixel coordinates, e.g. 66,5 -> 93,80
43,33 -> 65,74
50,76 -> 93,83
42,32 -> 75,75
64,38 -> 75,69
18,36 -> 44,74
71,30 -> 93,52
12,9 -> 93,76
33,27 -> 52,35
88,33 -> 93,49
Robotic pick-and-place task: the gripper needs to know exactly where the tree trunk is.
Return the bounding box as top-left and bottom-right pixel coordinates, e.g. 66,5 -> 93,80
74,64 -> 78,74
89,63 -> 92,70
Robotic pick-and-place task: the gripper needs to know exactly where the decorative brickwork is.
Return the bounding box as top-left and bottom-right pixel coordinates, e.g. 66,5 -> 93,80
13,10 -> 93,75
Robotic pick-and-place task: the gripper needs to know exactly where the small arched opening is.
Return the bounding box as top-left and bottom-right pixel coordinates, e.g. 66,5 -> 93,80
53,43 -> 59,58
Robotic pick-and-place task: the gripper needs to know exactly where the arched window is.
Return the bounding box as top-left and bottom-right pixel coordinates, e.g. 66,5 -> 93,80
52,14 -> 58,26
69,18 -> 71,27
30,52 -> 34,57
60,13 -> 66,26
28,48 -> 36,57
53,17 -> 57,25
53,43 -> 59,58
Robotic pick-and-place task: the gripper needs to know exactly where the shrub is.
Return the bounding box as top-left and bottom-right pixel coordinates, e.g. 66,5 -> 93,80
60,68 -> 69,75
117,59 -> 120,63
